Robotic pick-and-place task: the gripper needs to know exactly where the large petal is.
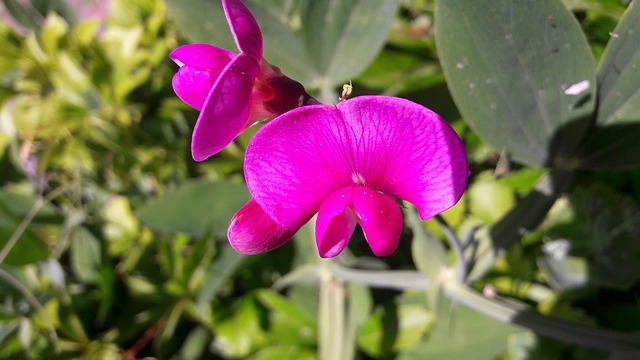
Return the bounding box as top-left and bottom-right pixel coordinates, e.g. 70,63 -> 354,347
169,44 -> 235,69
351,186 -> 403,256
191,53 -> 260,161
316,187 -> 358,258
222,0 -> 262,63
245,96 -> 468,229
336,96 -> 468,220
228,199 -> 298,255
245,104 -> 354,229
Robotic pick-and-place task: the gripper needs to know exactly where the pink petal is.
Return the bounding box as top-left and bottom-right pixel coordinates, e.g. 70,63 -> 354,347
245,104 -> 350,229
222,0 -> 262,63
169,44 -> 235,69
170,44 -> 236,110
336,96 -> 468,221
192,53 -> 260,161
172,66 -> 217,110
316,187 -> 358,258
351,186 -> 403,256
228,199 -> 298,254
245,96 -> 468,229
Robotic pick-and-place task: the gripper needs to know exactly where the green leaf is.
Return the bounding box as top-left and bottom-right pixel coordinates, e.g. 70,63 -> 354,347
397,298 -> 518,360
567,184 -> 640,289
358,302 -> 436,358
165,0 -> 235,49
136,179 -> 250,237
255,290 -> 317,346
296,0 -> 400,86
468,172 -> 516,223
70,227 -> 102,284
249,345 -> 316,360
257,290 -> 316,330
435,0 -> 596,168
0,194 -> 54,266
578,1 -> 640,170
196,246 -> 246,314
213,295 -> 268,358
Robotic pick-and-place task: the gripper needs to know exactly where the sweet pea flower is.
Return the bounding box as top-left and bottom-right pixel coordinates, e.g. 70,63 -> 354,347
229,96 -> 469,257
170,0 -> 317,161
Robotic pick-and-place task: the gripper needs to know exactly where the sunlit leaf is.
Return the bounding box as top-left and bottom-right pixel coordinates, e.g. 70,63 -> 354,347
70,227 -> 102,284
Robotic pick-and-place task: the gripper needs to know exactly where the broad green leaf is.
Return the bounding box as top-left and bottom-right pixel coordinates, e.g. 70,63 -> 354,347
579,1 -> 640,170
136,179 -> 250,237
165,0 -> 235,49
398,298 -> 518,360
166,0 -> 399,95
70,227 -> 102,284
436,0 -> 596,168
296,0 -> 400,86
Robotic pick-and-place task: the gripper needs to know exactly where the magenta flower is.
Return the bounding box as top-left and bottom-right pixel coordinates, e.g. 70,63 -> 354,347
170,0 -> 317,161
229,96 -> 469,258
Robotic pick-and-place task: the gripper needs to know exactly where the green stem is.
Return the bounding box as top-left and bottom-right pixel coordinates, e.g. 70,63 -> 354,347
0,267 -> 58,349
332,266 -> 640,355
435,215 -> 467,282
443,282 -> 640,354
0,182 -> 75,265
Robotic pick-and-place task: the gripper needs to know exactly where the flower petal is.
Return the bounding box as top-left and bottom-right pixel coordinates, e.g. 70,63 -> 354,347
169,44 -> 235,69
192,53 -> 260,161
316,187 -> 357,258
172,66 -> 217,110
245,96 -> 468,229
351,186 -> 403,256
228,199 -> 298,254
336,96 -> 468,220
222,0 -> 262,63
245,104 -> 351,229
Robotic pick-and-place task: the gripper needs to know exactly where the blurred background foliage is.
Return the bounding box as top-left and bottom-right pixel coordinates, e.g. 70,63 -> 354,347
0,0 -> 639,359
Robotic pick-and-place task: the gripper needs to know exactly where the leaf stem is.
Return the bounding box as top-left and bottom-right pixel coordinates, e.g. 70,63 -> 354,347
434,215 -> 467,283
332,266 -> 640,354
0,182 -> 75,266
0,267 -> 58,349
